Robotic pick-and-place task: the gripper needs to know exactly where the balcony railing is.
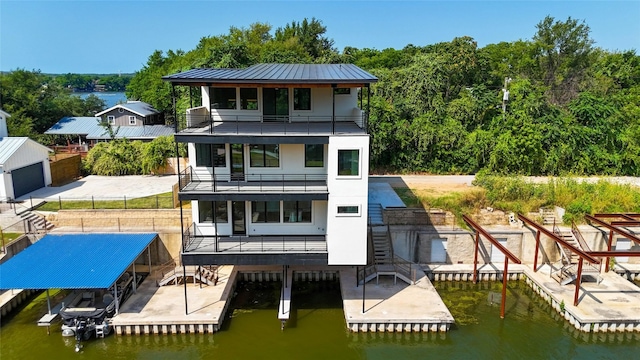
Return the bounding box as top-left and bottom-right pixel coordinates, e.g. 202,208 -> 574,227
182,223 -> 327,254
179,166 -> 328,193
177,112 -> 368,135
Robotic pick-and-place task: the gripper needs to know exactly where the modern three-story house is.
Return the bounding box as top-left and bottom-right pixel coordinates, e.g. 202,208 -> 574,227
163,64 -> 377,268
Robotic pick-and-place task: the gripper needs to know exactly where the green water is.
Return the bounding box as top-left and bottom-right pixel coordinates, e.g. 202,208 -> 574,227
1,281 -> 639,359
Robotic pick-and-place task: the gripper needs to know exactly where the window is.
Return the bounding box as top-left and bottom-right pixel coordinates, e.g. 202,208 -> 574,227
251,201 -> 280,223
293,88 -> 311,110
305,144 -> 324,167
107,115 -> 115,125
337,205 -> 360,215
195,144 -> 226,167
334,88 -> 351,95
284,201 -> 311,223
240,88 -> 258,110
211,87 -> 237,109
128,116 -> 136,125
338,149 -> 359,176
198,201 -> 228,223
249,144 -> 279,167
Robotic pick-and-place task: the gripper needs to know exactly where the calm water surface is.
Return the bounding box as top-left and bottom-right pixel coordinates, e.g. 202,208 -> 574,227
1,280 -> 638,359
75,92 -> 127,108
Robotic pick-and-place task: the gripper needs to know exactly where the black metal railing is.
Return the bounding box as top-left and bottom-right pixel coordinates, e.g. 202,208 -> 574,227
178,166 -> 328,192
183,233 -> 327,254
177,112 -> 368,135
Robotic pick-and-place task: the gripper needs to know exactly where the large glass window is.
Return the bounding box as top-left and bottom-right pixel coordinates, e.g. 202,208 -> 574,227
240,88 -> 258,110
305,144 -> 324,167
251,201 -> 280,223
211,87 -> 237,109
249,144 -> 279,167
283,201 -> 311,223
198,201 -> 228,223
338,149 -> 359,176
195,144 -> 226,167
293,88 -> 311,110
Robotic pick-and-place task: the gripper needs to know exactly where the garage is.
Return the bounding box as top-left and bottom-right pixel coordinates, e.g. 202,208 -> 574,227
12,162 -> 45,198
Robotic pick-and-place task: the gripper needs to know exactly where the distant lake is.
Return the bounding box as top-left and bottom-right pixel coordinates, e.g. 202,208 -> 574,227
74,92 -> 127,108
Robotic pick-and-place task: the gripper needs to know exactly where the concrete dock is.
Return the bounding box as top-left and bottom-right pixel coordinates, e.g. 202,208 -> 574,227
340,268 -> 454,332
524,264 -> 640,332
111,265 -> 237,335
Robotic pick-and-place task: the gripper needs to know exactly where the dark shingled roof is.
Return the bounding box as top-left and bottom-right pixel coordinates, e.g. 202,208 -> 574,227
163,64 -> 378,85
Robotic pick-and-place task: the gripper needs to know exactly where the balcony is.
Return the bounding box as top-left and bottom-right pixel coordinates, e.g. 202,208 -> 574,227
175,111 -> 368,136
180,223 -> 328,265
178,166 -> 328,200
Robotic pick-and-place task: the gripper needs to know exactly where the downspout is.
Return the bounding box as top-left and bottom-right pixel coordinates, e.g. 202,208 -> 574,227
331,84 -> 336,134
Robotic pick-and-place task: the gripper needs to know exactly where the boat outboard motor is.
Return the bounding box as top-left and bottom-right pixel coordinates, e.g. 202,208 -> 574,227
74,318 -> 88,352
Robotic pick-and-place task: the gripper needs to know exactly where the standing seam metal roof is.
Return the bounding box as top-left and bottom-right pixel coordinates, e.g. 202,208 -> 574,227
0,137 -> 52,164
163,63 -> 378,84
0,233 -> 157,290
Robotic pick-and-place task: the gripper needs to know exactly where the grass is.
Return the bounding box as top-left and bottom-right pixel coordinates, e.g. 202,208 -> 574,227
37,192 -> 176,211
1,232 -> 23,243
395,175 -> 640,225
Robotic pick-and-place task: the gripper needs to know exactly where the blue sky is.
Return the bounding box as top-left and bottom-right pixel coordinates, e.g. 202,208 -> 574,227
1,0 -> 639,74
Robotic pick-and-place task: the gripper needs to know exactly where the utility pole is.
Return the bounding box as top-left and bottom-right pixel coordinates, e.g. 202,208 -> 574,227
502,77 -> 511,119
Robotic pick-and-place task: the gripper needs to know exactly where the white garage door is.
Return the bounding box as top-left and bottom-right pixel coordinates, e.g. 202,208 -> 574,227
490,238 -> 508,263
431,239 -> 447,263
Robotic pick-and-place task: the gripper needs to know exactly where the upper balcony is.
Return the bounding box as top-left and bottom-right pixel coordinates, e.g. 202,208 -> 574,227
174,108 -> 367,138
178,166 -> 328,201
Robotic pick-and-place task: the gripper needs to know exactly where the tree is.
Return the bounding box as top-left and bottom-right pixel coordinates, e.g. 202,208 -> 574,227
533,16 -> 594,105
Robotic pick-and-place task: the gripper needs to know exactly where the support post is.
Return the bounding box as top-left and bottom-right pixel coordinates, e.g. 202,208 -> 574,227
362,271 -> 366,313
331,84 -> 336,134
183,262 -> 188,315
147,246 -> 152,275
46,289 -> 52,315
114,282 -> 119,315
472,232 -> 479,283
574,258 -> 583,306
605,231 -> 614,272
132,264 -> 137,293
500,258 -> 509,319
533,230 -> 541,272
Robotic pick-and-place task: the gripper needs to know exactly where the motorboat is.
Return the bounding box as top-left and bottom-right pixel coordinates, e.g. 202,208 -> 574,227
59,272 -> 141,352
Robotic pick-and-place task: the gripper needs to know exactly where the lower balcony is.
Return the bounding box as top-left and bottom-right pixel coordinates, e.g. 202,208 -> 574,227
181,225 -> 328,265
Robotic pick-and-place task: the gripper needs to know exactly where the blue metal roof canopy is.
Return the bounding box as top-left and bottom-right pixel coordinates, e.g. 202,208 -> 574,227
0,233 -> 157,290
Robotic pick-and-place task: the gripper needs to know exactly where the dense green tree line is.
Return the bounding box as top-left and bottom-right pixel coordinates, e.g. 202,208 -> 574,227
52,73 -> 132,92
126,16 -> 639,176
0,69 -> 106,139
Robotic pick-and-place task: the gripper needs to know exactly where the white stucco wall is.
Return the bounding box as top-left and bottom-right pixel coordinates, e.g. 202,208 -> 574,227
326,135 -> 370,265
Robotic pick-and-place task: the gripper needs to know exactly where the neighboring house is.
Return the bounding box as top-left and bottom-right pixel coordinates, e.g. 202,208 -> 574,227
95,101 -> 163,126
45,101 -> 174,145
163,63 -> 377,267
0,109 -> 9,137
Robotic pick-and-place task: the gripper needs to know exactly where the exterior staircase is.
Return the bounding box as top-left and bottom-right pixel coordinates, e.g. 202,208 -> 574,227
368,203 -> 384,225
541,208 -> 556,225
360,226 -> 416,286
551,222 -> 601,285
19,210 -> 54,233
158,265 -> 218,286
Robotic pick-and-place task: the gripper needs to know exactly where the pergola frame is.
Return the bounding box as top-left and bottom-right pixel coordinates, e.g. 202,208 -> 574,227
587,214 -> 640,272
463,215 -> 521,318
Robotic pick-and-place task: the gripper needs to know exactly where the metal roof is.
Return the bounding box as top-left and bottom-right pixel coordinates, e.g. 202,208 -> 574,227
95,101 -> 160,117
45,117 -> 100,136
0,137 -> 52,164
0,233 -> 157,290
163,63 -> 378,85
45,117 -> 174,140
86,124 -> 175,140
